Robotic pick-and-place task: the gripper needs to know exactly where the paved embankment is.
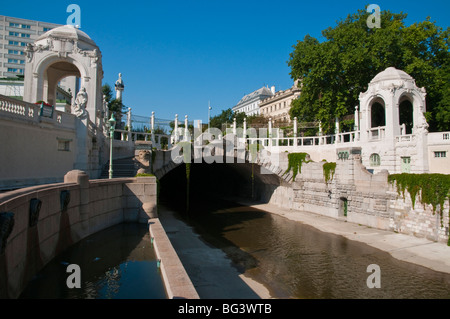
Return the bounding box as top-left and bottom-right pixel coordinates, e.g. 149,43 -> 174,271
149,218 -> 199,299
157,206 -> 270,299
242,201 -> 450,275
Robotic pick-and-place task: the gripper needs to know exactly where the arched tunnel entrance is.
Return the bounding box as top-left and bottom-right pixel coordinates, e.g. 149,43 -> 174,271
159,160 -> 285,213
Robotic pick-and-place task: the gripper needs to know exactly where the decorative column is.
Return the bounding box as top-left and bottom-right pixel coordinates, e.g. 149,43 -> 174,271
151,111 -> 155,146
184,115 -> 189,141
268,118 -> 273,138
354,105 -> 360,141
243,118 -> 247,139
127,107 -> 132,142
174,114 -> 179,144
293,117 -> 298,138
335,116 -> 340,144
233,118 -> 237,135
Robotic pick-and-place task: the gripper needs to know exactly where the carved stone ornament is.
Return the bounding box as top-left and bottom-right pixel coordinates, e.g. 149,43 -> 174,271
0,212 -> 14,255
72,87 -> 88,118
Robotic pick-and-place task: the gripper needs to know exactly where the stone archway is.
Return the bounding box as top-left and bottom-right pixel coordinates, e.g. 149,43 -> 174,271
399,97 -> 414,135
23,25 -> 103,124
370,98 -> 386,128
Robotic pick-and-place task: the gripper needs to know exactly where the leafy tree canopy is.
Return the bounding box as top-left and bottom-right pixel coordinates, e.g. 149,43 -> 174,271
288,7 -> 450,133
102,83 -> 127,115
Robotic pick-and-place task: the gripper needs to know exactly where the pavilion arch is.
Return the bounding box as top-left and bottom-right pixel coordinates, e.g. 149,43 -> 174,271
369,96 -> 386,128
398,94 -> 414,135
34,56 -> 87,106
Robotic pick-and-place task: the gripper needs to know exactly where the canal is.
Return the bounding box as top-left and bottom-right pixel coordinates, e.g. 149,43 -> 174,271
20,223 -> 167,299
159,197 -> 450,299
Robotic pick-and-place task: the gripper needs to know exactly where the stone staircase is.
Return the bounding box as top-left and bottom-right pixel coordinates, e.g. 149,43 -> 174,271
100,157 -> 137,179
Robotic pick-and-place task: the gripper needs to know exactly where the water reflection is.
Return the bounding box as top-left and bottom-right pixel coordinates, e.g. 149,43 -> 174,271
20,223 -> 166,299
164,199 -> 450,299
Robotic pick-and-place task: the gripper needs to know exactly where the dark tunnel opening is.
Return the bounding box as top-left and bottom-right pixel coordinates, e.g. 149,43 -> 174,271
158,160 -> 284,214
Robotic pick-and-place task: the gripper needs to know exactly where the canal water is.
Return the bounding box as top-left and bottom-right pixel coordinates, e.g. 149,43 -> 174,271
160,198 -> 450,299
20,223 -> 167,299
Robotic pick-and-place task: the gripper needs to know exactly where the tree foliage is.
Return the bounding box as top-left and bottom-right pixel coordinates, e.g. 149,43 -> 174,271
102,83 -> 127,115
288,8 -> 450,133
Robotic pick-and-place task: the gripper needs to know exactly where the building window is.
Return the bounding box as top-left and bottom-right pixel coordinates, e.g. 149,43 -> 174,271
370,153 -> 381,166
8,40 -> 20,46
7,68 -> 24,74
434,151 -> 447,158
58,140 -> 71,151
7,58 -> 24,64
43,27 -> 52,32
9,31 -> 20,37
8,49 -> 24,55
21,24 -> 31,29
9,22 -> 20,28
20,33 -> 30,38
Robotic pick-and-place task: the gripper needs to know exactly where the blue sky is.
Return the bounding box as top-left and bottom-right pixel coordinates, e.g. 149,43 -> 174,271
2,0 -> 449,122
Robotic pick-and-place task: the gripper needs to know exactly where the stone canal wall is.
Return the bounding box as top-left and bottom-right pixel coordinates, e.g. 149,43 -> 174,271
0,170 -> 158,299
265,152 -> 449,245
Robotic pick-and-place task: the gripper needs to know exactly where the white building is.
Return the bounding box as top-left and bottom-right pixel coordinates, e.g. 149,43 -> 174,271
232,86 -> 274,116
256,67 -> 450,175
259,80 -> 301,123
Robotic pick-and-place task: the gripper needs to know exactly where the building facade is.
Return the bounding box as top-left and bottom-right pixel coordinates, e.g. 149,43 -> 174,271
0,15 -> 61,78
259,80 -> 301,123
232,86 -> 274,116
0,15 -> 77,97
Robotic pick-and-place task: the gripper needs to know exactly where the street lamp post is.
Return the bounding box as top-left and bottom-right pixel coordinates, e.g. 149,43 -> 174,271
108,113 -> 116,179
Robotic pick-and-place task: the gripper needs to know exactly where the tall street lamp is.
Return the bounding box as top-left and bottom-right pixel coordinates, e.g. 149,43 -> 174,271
108,113 -> 116,179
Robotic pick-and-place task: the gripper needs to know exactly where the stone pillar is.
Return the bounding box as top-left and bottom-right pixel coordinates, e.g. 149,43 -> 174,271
174,114 -> 179,144
74,116 -> 89,174
293,117 -> 298,138
268,118 -> 272,138
233,118 -> 237,135
151,111 -> 155,145
127,107 -> 132,142
184,115 -> 189,141
335,117 -> 340,144
243,118 -> 247,139
64,170 -> 90,238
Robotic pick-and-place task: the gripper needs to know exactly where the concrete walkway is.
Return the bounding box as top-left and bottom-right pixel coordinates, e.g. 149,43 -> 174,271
240,200 -> 450,275
157,206 -> 265,299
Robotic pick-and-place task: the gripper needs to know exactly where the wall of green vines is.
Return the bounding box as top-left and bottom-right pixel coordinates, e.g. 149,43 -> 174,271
284,153 -> 309,181
323,162 -> 337,184
388,173 -> 450,245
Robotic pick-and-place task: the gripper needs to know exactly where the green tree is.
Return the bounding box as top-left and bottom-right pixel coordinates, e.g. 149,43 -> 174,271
209,108 -> 246,130
102,83 -> 127,115
288,8 -> 450,133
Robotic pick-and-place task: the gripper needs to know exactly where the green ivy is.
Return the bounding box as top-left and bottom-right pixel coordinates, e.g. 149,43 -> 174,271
284,153 -> 310,181
323,162 -> 337,184
388,173 -> 450,245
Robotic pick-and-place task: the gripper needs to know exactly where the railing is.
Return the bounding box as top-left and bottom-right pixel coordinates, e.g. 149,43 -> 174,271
368,126 -> 386,141
114,129 -> 172,149
395,134 -> 415,143
0,94 -> 75,130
